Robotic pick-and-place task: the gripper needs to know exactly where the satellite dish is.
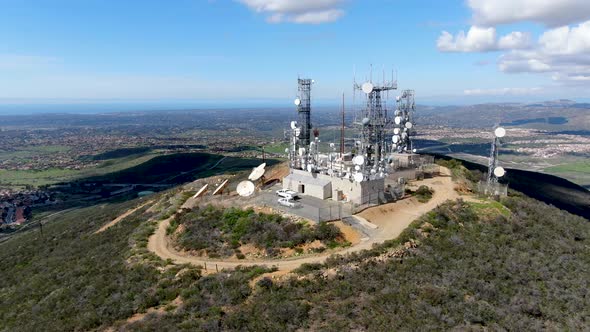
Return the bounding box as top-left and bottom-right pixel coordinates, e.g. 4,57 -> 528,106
248,163 -> 266,181
394,116 -> 402,125
495,127 -> 506,138
412,149 -> 417,153
393,128 -> 400,135
392,135 -> 400,143
353,155 -> 365,165
354,165 -> 361,171
392,144 -> 397,150
396,96 -> 401,102
362,82 -> 374,94
493,166 -> 506,177
362,117 -> 370,125
284,148 -> 289,153
295,128 -> 301,137
294,98 -> 301,106
236,181 -> 255,197
405,122 -> 413,129
395,110 -> 401,116
298,147 -> 306,156
330,143 -> 335,148
290,121 -> 298,129
353,173 -> 364,183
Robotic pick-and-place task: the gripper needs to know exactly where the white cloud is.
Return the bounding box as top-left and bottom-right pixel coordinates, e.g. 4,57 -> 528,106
468,0 -> 590,27
498,31 -> 532,49
237,0 -> 345,24
498,20 -> 590,85
464,87 -> 543,96
437,26 -> 530,52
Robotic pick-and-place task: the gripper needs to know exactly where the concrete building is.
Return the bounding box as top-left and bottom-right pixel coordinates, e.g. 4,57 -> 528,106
282,169 -> 384,205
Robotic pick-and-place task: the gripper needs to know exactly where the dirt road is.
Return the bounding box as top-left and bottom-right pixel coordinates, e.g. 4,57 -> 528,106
147,171 -> 460,272
95,200 -> 152,234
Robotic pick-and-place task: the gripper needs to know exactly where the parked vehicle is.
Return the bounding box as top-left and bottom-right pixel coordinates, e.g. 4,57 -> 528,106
278,197 -> 298,208
276,189 -> 298,199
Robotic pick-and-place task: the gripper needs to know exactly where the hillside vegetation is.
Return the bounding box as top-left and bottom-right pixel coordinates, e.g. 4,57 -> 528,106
169,206 -> 343,258
0,190 -> 588,331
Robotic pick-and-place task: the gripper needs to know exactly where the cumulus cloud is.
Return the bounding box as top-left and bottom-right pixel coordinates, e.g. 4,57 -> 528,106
237,0 -> 345,24
437,26 -> 530,52
464,87 -> 543,96
498,20 -> 590,85
468,0 -> 590,27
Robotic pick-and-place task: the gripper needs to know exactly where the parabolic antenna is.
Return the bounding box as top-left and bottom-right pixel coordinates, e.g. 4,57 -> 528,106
248,164 -> 266,181
394,116 -> 402,125
395,109 -> 401,116
284,148 -> 289,153
290,121 -> 298,129
393,128 -> 400,135
362,82 -> 374,94
330,143 -> 335,148
405,122 -> 413,129
353,155 -> 365,165
396,96 -> 401,102
495,127 -> 506,138
362,117 -> 370,125
295,128 -> 301,137
353,173 -> 364,183
298,147 -> 306,156
307,164 -> 314,172
294,98 -> 301,106
412,149 -> 417,153
236,181 -> 255,197
392,135 -> 400,143
354,165 -> 361,171
493,166 -> 506,177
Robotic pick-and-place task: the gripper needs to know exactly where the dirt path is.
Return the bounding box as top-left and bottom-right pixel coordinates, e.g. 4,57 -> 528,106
95,200 -> 152,234
147,171 -> 462,272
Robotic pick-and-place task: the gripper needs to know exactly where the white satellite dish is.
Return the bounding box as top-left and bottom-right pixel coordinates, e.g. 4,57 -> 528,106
393,128 -> 400,135
290,121 -> 298,129
412,149 -> 417,153
405,122 -> 413,129
493,166 -> 506,177
396,96 -> 401,102
284,148 -> 289,153
330,143 -> 335,148
295,128 -> 301,137
392,144 -> 397,150
236,181 -> 255,197
248,163 -> 266,181
353,173 -> 364,183
495,127 -> 506,138
362,117 -> 370,125
394,116 -> 402,125
298,147 -> 306,156
353,155 -> 365,165
354,165 -> 361,171
294,98 -> 301,106
392,135 -> 400,143
395,110 -> 401,116
362,82 -> 374,94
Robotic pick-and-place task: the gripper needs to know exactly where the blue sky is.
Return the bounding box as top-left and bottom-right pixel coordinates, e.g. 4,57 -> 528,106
1,0 -> 589,108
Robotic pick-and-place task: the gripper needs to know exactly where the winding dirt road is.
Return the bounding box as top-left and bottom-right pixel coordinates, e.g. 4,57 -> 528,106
147,171 -> 460,272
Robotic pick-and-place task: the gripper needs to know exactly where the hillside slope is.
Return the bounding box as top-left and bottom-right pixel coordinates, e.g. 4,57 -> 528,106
0,193 -> 588,331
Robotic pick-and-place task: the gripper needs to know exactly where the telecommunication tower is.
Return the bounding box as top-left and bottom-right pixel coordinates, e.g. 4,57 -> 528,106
393,90 -> 415,153
487,127 -> 506,186
296,78 -> 313,148
354,78 -> 397,177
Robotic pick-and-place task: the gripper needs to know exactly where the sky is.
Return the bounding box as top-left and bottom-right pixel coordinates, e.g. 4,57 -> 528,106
0,0 -> 589,110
